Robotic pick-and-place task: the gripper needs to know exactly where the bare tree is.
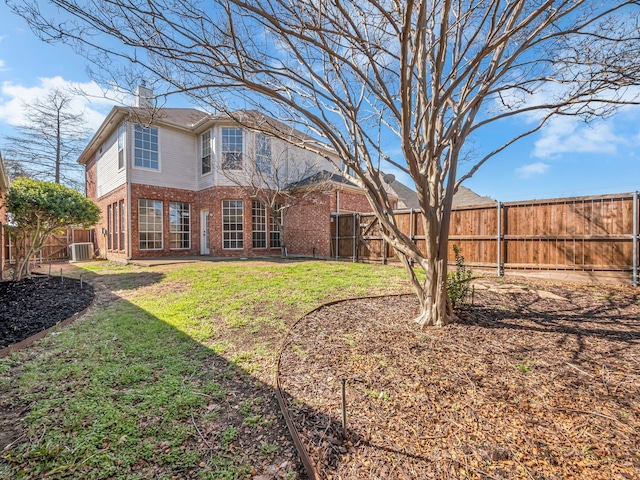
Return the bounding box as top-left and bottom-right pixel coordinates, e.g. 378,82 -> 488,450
217,111 -> 333,255
1,88 -> 91,190
10,0 -> 640,325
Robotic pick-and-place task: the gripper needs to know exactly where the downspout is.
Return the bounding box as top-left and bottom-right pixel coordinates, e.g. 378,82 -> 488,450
126,120 -> 133,261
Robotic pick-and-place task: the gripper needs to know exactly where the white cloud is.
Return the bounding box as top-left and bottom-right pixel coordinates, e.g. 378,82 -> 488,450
0,59 -> 6,71
516,162 -> 549,178
532,116 -> 623,159
0,76 -> 125,132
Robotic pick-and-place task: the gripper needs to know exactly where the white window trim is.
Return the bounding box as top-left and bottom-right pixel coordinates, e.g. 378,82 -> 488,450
252,200 -> 267,249
221,127 -> 244,171
201,130 -> 213,177
133,124 -> 162,173
255,133 -> 272,174
222,199 -> 244,250
169,202 -> 191,250
117,122 -> 126,172
138,199 -> 164,251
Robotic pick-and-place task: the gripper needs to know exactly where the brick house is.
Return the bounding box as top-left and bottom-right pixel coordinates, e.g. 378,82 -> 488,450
80,90 -> 391,261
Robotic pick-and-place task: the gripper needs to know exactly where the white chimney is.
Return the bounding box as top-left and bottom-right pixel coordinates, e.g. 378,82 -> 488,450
135,85 -> 154,108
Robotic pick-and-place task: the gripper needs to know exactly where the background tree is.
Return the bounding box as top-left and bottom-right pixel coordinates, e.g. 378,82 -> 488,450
2,88 -> 91,190
10,0 -> 640,325
4,178 -> 100,281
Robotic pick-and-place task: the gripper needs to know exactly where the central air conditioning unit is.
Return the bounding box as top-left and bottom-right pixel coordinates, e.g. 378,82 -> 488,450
69,242 -> 94,262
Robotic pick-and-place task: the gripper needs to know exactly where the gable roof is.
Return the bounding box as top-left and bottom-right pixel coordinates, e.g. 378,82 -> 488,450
386,180 -> 495,209
452,186 -> 496,207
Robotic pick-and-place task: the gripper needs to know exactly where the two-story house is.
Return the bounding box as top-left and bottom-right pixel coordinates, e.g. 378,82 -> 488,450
80,88 -> 387,261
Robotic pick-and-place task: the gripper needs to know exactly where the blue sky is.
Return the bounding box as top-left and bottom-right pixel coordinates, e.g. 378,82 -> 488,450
1,2 -> 640,202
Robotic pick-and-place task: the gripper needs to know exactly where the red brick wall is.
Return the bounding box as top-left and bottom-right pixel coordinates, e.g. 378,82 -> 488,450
195,186 -> 283,257
86,174 -> 389,260
129,184 -> 284,259
94,184 -> 127,261
329,189 -> 374,213
130,184 -> 198,258
285,191 -> 332,256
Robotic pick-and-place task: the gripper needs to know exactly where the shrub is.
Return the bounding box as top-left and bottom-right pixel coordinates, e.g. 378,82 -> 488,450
447,244 -> 473,309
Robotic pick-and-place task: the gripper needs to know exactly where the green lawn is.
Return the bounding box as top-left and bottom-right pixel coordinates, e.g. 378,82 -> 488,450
0,259 -> 412,479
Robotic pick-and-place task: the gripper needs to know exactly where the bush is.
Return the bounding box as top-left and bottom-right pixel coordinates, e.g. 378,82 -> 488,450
447,244 -> 473,309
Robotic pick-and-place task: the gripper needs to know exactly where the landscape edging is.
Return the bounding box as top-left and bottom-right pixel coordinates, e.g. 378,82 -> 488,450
0,296 -> 94,359
274,292 -> 411,480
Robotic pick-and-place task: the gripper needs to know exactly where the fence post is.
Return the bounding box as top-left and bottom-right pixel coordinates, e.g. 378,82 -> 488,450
382,238 -> 387,265
634,191 -> 638,287
352,213 -> 357,263
409,209 -> 414,242
497,202 -> 503,277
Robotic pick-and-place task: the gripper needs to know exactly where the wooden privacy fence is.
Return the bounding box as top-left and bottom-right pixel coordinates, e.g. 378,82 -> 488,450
331,192 -> 640,285
4,228 -> 94,264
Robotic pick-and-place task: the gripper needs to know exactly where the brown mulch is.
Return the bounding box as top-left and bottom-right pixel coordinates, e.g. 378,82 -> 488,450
279,279 -> 640,479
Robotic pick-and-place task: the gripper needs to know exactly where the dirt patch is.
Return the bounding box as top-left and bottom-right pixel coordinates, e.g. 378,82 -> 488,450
279,280 -> 640,479
0,276 -> 95,349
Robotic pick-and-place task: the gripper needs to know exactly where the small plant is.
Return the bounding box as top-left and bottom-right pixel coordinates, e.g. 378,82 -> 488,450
514,358 -> 534,373
220,426 -> 238,449
447,244 -> 473,309
259,442 -> 278,458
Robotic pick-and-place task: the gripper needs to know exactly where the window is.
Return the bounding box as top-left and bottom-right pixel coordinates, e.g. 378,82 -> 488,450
255,134 -> 271,174
270,205 -> 282,248
252,201 -> 266,249
222,127 -> 243,170
222,200 -> 243,249
201,130 -> 211,175
107,204 -> 112,250
119,200 -> 125,250
170,202 -> 190,249
134,124 -> 159,170
138,199 -> 163,250
113,202 -> 119,251
117,123 -> 126,170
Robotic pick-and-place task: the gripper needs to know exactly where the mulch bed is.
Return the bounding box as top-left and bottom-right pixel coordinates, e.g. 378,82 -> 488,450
279,279 -> 640,479
0,275 -> 95,349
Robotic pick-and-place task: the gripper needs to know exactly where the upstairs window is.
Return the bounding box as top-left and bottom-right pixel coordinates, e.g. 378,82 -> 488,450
255,134 -> 271,174
117,122 -> 126,170
134,124 -> 159,170
201,130 -> 211,175
222,127 -> 243,170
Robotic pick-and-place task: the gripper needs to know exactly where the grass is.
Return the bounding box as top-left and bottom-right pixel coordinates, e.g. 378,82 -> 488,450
0,259 -> 411,479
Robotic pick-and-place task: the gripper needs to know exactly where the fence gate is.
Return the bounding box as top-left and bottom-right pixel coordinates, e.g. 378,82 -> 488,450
330,213 -> 360,260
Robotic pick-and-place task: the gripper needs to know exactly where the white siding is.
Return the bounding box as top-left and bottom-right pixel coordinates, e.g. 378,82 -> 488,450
197,127 -> 336,190
96,129 -> 125,199
130,125 -> 198,190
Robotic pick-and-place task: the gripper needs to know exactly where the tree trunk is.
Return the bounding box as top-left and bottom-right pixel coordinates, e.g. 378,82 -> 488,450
412,257 -> 455,327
